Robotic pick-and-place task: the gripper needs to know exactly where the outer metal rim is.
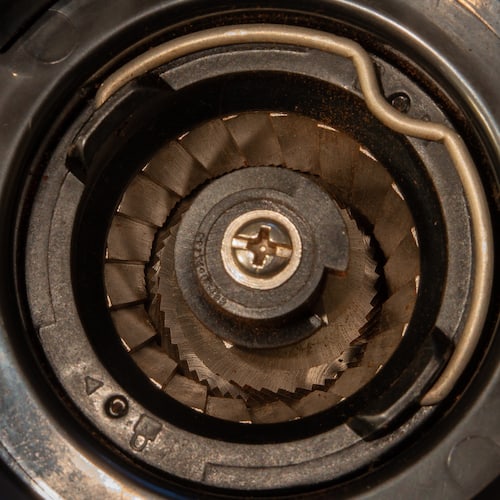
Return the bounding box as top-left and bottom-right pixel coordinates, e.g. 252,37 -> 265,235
95,23 -> 494,405
0,1 -> 497,497
22,21 -> 480,483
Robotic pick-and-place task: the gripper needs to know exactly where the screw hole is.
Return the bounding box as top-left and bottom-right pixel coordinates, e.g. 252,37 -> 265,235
105,395 -> 129,418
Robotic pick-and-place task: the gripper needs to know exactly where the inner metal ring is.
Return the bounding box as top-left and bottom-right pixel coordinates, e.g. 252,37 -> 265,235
221,209 -> 302,290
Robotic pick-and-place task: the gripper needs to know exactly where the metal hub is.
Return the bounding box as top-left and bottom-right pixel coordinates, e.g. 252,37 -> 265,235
222,209 -> 301,290
173,166 -> 350,349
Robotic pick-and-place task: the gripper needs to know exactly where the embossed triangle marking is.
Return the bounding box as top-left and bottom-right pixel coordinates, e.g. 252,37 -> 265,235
85,376 -> 103,395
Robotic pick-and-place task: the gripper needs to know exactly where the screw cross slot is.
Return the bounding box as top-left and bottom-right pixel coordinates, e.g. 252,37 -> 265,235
221,210 -> 302,290
232,223 -> 293,270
